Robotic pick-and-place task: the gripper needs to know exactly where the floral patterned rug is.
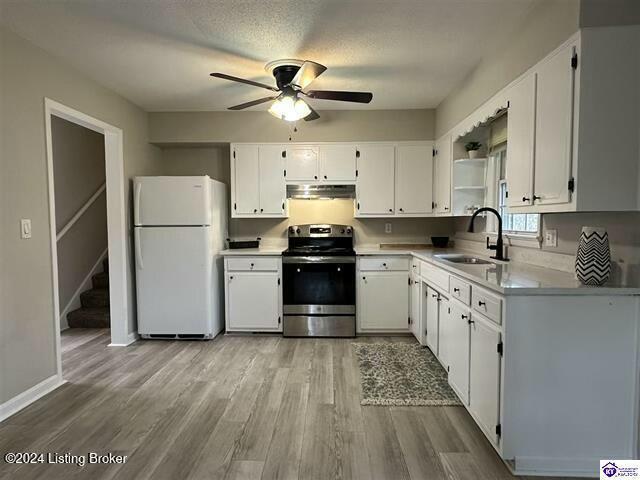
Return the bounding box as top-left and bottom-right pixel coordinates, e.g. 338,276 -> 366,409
353,343 -> 462,406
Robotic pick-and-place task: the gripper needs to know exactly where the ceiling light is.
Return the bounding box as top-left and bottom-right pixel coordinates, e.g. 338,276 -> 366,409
268,96 -> 311,122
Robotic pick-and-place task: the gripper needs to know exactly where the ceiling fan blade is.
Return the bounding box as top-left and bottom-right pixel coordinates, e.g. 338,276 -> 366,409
210,72 -> 278,92
305,90 -> 373,104
304,106 -> 320,122
227,96 -> 278,110
289,61 -> 327,90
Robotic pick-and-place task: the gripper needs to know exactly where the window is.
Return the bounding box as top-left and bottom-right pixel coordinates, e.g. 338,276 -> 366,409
487,146 -> 540,237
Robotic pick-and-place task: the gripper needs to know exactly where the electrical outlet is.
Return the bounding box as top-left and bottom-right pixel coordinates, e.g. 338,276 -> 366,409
20,219 -> 32,239
385,223 -> 392,234
544,229 -> 557,247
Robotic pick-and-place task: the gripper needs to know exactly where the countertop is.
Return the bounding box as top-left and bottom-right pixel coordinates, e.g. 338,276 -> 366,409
355,246 -> 640,296
221,247 -> 286,256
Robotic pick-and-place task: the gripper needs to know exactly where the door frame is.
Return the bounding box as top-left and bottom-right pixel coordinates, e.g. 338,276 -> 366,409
44,98 -> 131,378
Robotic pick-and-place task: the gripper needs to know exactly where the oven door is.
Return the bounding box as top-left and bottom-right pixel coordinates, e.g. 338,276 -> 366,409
282,256 -> 355,313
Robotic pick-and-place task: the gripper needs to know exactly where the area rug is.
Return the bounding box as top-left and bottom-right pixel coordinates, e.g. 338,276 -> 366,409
353,343 -> 462,406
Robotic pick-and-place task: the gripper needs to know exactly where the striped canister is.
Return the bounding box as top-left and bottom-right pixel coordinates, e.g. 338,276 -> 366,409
575,226 -> 611,286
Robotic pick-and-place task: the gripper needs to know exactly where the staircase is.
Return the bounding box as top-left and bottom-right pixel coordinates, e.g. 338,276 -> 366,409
67,257 -> 110,328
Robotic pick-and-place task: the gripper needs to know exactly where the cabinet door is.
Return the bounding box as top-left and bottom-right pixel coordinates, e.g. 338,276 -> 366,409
506,74 -> 536,208
534,43 -> 576,205
359,271 -> 409,331
438,297 -> 452,367
258,145 -> 286,215
356,145 -> 395,215
226,272 -> 280,331
285,145 -> 318,181
396,145 -> 433,215
233,145 -> 260,215
434,136 -> 452,214
410,276 -> 422,342
319,144 -> 356,182
448,301 -> 471,404
469,315 -> 502,445
425,286 -> 440,356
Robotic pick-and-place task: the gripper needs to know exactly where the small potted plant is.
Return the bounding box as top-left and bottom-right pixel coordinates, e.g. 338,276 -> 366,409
465,141 -> 482,159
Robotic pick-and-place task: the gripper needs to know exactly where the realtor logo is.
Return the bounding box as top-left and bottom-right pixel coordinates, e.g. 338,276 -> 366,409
602,462 -> 618,478
601,460 -> 640,479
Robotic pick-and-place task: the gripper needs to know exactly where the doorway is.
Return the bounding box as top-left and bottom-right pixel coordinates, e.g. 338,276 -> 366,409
44,99 -> 130,382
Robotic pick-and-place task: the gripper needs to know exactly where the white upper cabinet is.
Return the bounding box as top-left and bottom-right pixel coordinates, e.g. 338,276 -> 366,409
285,145 -> 319,181
319,144 -> 356,182
434,135 -> 452,215
355,144 -> 396,216
395,144 -> 433,215
533,43 -> 575,206
232,145 -> 286,218
232,145 -> 260,215
506,74 -> 536,208
258,145 -> 286,215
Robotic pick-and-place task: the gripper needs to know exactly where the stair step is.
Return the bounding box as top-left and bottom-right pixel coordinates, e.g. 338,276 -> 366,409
80,288 -> 109,308
67,307 -> 110,328
102,257 -> 109,273
92,272 -> 109,289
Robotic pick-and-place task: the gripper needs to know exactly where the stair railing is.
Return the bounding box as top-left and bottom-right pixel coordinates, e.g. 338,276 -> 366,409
56,182 -> 106,242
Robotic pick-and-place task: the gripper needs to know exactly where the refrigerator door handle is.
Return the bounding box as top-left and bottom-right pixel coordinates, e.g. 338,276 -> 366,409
134,228 -> 144,270
134,181 -> 142,225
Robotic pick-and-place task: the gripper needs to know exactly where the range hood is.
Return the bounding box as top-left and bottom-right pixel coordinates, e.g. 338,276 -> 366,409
286,184 -> 355,200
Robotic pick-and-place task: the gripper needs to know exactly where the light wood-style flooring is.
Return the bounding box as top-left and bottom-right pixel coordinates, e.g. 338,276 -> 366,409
0,330 -> 580,480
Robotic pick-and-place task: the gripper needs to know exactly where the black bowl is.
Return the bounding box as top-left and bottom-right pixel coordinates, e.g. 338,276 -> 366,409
431,236 -> 450,248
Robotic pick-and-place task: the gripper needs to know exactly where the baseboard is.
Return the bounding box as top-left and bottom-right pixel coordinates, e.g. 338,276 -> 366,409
509,456 -> 598,478
109,331 -> 138,347
0,375 -> 65,422
59,247 -> 109,330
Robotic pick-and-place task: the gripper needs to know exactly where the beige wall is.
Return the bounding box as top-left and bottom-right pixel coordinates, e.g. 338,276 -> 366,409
150,109 -> 435,144
51,117 -> 108,317
0,27 -> 162,404
435,0 -> 580,137
579,0 -> 640,27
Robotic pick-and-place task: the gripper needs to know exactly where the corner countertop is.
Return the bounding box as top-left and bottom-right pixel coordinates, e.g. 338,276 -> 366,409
355,246 -> 640,296
221,247 -> 286,256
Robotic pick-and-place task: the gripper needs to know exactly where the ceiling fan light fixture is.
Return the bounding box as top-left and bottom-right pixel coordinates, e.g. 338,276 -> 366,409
268,95 -> 311,122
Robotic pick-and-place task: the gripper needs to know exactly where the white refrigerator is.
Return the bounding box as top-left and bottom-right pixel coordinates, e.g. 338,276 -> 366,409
134,176 -> 227,339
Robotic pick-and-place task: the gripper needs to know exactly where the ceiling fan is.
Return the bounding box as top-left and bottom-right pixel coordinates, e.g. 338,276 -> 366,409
210,59 -> 373,122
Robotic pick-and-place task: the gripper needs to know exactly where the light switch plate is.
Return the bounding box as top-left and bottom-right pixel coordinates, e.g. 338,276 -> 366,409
385,223 -> 392,234
20,219 -> 32,239
544,229 -> 557,247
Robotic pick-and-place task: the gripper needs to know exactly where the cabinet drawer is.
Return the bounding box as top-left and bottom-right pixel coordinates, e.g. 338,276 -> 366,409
472,287 -> 502,325
450,276 -> 471,305
421,261 -> 449,292
226,257 -> 280,272
359,256 -> 410,272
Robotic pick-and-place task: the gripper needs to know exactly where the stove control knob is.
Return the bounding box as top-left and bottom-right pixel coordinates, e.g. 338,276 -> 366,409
341,228 -> 345,234
296,228 -> 301,234
288,226 -> 295,234
346,228 -> 352,235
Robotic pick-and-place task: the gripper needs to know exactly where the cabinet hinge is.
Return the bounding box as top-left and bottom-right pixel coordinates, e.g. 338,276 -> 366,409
277,278 -> 281,286
233,150 -> 236,159
432,148 -> 437,157
447,365 -> 450,372
571,53 -> 578,70
282,150 -> 286,158
283,169 -> 287,177
357,202 -> 360,210
278,316 -> 281,324
497,341 -> 503,356
408,277 -> 411,286
408,317 -> 411,325
568,177 -> 575,192
505,190 -> 509,198
431,201 -> 435,209
495,424 -> 502,437
356,150 -> 360,158
355,169 -> 358,177
233,202 -> 237,210
282,202 -> 285,210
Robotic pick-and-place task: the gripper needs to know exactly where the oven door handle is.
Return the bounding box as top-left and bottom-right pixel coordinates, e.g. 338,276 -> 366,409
282,256 -> 355,264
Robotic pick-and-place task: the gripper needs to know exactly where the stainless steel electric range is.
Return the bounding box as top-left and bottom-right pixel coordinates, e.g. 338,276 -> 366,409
282,224 -> 356,337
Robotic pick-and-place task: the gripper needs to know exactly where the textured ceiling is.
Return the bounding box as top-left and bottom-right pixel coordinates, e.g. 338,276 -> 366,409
0,0 -> 540,111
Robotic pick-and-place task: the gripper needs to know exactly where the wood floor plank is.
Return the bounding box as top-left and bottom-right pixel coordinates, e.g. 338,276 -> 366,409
335,431 -> 373,480
418,407 -> 468,453
362,407 -> 411,480
390,407 -> 447,480
188,420 -> 245,480
308,341 -> 334,404
440,452 -> 490,480
224,460 -> 264,480
333,355 -> 364,432
299,403 -> 338,480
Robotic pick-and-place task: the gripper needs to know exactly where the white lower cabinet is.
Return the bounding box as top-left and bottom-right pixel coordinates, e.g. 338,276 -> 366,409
424,286 -> 442,356
358,271 -> 410,332
224,257 -> 282,332
410,275 -> 423,343
447,300 -> 471,405
469,313 -> 502,445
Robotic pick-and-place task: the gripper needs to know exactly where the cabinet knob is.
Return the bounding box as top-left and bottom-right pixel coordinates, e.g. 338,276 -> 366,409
388,208 -> 393,212
533,195 -> 541,201
324,175 -> 327,179
362,276 -> 366,280
297,268 -> 301,273
432,294 -> 438,298
314,175 -> 318,179
522,196 -> 530,202
250,263 -> 254,268
478,300 -> 486,307
229,275 -> 234,280
444,206 -> 449,211
453,287 -> 460,293
260,208 -> 264,212
253,208 -> 257,213
382,263 -> 387,268
337,267 -> 341,272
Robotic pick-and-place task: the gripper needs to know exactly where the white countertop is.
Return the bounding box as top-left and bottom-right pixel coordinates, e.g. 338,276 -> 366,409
355,246 -> 640,296
220,247 -> 286,256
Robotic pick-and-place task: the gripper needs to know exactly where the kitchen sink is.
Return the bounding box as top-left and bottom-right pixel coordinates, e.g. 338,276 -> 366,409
435,254 -> 494,265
